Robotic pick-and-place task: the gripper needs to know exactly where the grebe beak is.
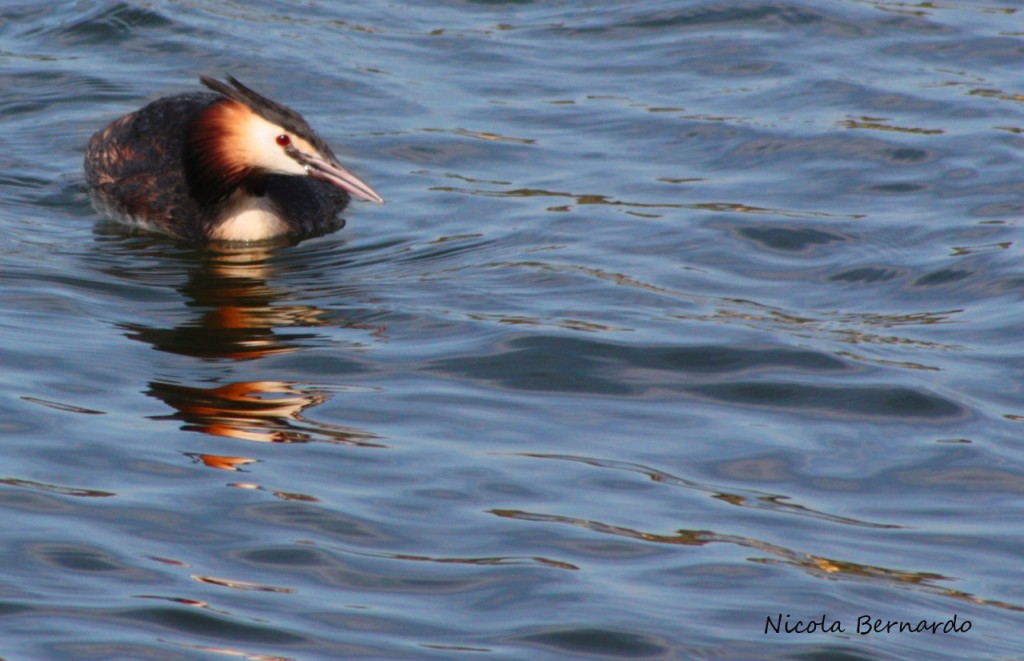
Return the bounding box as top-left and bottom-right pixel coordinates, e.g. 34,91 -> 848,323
299,152 -> 384,204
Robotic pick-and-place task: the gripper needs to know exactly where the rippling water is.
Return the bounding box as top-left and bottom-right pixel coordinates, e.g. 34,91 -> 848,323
3,1 -> 1024,659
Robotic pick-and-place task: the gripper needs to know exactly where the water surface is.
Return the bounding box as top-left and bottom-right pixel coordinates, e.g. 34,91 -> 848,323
2,1 -> 1024,659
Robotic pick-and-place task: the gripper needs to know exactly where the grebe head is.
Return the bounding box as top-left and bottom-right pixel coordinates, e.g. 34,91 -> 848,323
186,75 -> 383,205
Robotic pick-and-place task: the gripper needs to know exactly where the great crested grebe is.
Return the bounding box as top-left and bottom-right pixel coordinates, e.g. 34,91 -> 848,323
84,75 -> 382,243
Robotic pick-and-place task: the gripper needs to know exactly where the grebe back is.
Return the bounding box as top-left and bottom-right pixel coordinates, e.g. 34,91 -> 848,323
84,75 -> 382,243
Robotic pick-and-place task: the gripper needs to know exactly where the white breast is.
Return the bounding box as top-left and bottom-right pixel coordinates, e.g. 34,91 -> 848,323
209,194 -> 289,242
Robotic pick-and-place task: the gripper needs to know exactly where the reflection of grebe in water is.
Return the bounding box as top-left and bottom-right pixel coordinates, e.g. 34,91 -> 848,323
85,76 -> 382,243
109,246 -> 386,447
148,379 -> 384,447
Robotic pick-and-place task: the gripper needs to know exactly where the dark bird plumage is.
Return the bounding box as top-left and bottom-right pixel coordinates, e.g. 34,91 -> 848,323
84,76 -> 382,243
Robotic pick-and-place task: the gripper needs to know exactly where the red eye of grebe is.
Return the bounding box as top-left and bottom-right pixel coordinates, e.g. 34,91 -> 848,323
276,134 -> 291,146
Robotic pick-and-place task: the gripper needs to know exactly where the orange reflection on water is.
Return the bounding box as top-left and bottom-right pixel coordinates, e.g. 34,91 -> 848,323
148,556 -> 189,567
150,380 -> 383,446
121,243 -> 375,362
192,454 -> 258,471
490,507 -> 1024,613
134,594 -> 210,609
191,574 -> 295,593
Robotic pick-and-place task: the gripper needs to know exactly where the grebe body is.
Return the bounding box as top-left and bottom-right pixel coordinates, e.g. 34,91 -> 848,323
85,76 -> 382,243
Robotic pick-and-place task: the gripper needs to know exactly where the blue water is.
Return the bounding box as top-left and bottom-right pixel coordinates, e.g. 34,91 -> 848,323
2,1 -> 1024,659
